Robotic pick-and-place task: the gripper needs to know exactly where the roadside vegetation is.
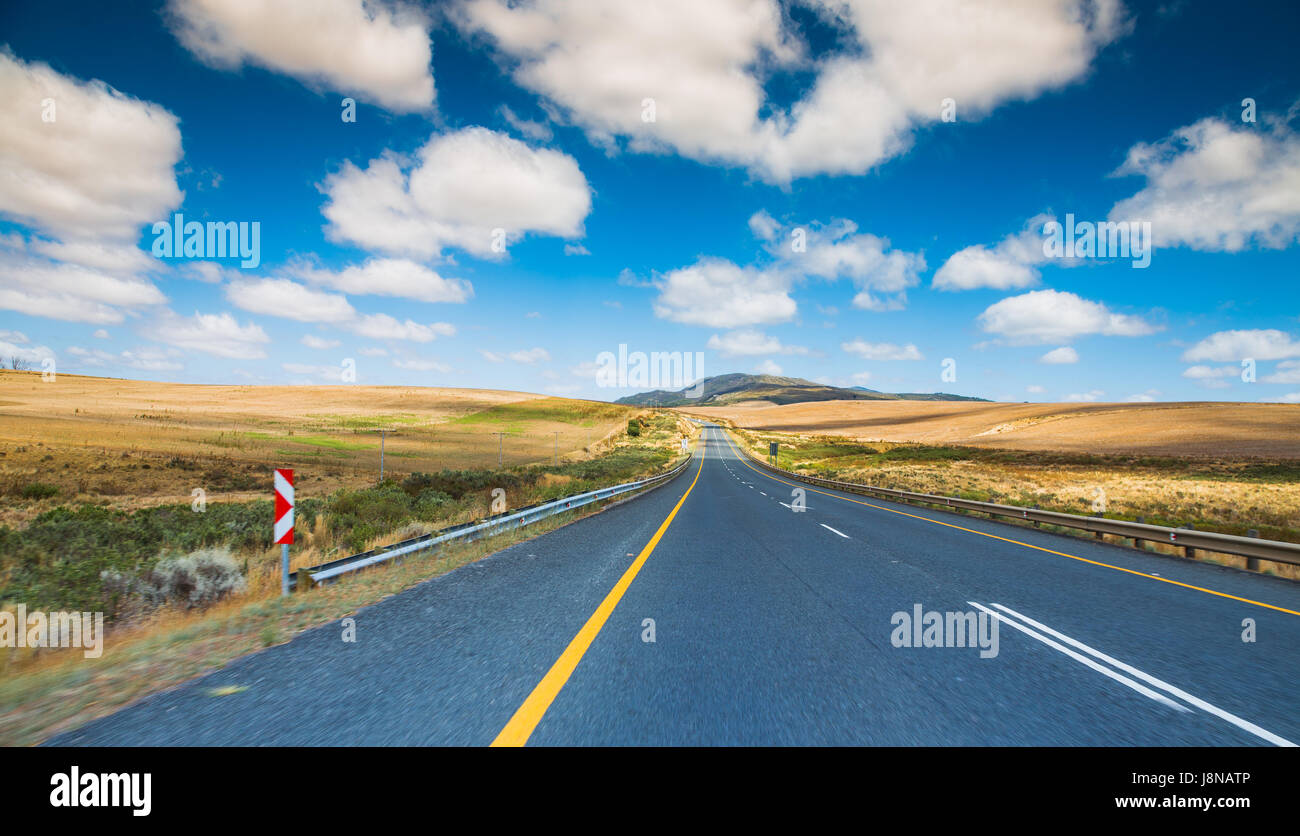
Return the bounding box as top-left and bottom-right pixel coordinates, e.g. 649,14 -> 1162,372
723,424 -> 1300,578
0,404 -> 695,744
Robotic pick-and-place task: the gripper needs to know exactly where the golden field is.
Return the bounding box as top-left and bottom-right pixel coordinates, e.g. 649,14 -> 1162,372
0,369 -> 633,526
689,399 -> 1300,459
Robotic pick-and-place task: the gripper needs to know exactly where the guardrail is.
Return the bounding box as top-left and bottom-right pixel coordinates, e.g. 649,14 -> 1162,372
288,451 -> 695,590
722,427 -> 1300,570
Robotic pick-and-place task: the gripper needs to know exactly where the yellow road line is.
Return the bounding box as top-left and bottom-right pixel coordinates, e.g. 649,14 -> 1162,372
718,427 -> 1300,618
491,436 -> 707,746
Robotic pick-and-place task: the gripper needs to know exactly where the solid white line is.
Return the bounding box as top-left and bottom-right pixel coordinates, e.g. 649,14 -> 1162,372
992,603 -> 1296,747
966,602 -> 1190,713
819,523 -> 850,539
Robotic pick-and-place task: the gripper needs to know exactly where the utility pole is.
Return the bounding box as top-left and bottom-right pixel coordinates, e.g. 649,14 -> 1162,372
495,431 -> 504,469
553,431 -> 559,466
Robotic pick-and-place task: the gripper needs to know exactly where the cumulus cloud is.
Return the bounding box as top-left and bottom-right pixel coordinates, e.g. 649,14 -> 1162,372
653,258 -> 795,328
753,358 -> 783,376
348,313 -> 454,343
1109,117 -> 1300,251
0,52 -> 183,241
225,278 -> 357,323
457,0 -> 1125,182
933,214 -> 1057,291
167,0 -> 435,112
68,345 -> 183,371
301,334 -> 340,350
291,258 -> 472,304
785,219 -> 925,311
977,289 -> 1159,344
840,339 -> 923,360
707,329 -> 809,357
1062,389 -> 1106,402
1181,329 -> 1300,362
321,127 -> 591,259
1039,346 -> 1079,364
0,243 -> 167,324
145,311 -> 271,359
507,347 -> 550,364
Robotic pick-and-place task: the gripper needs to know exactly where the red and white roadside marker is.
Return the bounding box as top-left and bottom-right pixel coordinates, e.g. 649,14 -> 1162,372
275,468 -> 294,595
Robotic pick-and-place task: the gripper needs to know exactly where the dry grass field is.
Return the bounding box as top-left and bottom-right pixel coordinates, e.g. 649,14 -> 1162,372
690,399 -> 1300,459
0,370 -> 632,526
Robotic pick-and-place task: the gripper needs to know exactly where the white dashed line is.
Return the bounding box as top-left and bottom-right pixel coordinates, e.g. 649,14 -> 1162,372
819,523 -> 849,539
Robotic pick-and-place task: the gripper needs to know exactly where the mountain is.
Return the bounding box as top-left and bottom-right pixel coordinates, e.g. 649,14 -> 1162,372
614,373 -> 989,407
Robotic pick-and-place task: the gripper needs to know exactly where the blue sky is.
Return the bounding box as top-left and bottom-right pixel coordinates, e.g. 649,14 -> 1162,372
1,0 -> 1299,403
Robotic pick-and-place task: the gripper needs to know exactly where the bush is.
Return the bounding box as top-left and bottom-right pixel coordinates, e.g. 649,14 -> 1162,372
20,482 -> 59,500
627,418 -> 642,437
137,548 -> 247,609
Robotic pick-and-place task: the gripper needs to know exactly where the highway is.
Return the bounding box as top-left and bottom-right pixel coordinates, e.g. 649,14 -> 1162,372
50,424 -> 1300,746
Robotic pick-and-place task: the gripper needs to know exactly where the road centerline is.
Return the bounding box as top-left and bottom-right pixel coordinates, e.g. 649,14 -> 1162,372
491,439 -> 706,747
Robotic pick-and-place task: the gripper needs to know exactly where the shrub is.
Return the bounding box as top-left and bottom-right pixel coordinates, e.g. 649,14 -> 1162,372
626,419 -> 642,437
136,547 -> 247,609
20,482 -> 59,500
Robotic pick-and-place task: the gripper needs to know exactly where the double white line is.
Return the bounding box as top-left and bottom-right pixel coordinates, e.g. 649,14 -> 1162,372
969,601 -> 1295,747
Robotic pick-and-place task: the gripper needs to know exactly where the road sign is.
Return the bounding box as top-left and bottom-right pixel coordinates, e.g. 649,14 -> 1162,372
274,468 -> 294,545
769,442 -> 778,457
681,437 -> 688,452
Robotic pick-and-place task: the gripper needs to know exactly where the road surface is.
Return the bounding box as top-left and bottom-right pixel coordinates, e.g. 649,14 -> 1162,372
50,424 -> 1300,746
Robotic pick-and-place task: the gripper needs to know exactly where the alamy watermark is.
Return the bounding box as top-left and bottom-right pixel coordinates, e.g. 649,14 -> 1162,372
594,344 -> 705,397
1043,213 -> 1151,268
1,605 -> 104,658
151,212 -> 260,268
891,604 -> 999,658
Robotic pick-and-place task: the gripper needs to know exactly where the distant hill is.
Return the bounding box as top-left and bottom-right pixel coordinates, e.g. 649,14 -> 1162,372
614,373 -> 988,407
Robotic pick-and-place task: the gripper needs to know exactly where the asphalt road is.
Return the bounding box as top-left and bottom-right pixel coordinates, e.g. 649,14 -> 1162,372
51,424 -> 1300,746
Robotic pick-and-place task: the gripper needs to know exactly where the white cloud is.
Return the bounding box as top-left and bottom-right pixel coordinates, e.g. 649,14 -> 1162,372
92,329 -> 110,340
1182,364 -> 1237,379
348,313 -> 454,343
653,258 -> 794,328
145,311 -> 271,359
753,358 -> 783,376
283,362 -> 345,382
499,104 -> 553,141
563,243 -> 591,256
508,347 -> 550,364
1039,346 -> 1079,364
0,52 -> 183,241
480,350 -> 504,363
321,127 -> 591,259
1264,392 -> 1300,403
392,357 -> 451,372
167,0 -> 435,112
978,289 -> 1159,344
1262,359 -> 1300,385
1026,384 -> 1046,393
841,339 -> 923,361
707,329 -> 809,357
225,278 -> 357,323
457,0 -> 1125,182
1109,117 -> 1300,251
68,345 -> 183,372
0,251 -> 167,324
1125,389 -> 1161,402
359,346 -> 388,357
1181,329 -> 1300,362
933,214 -> 1056,291
788,220 -> 925,311
0,338 -> 56,368
301,334 -> 340,350
1062,389 -> 1105,402
291,258 -> 472,304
